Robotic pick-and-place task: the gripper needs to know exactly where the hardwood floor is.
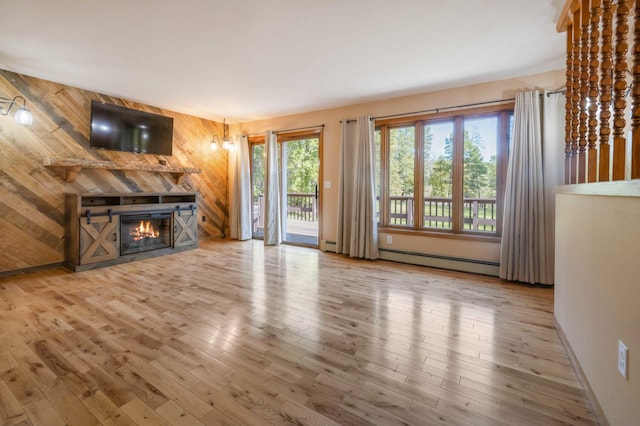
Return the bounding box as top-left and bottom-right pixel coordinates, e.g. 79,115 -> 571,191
0,239 -> 598,425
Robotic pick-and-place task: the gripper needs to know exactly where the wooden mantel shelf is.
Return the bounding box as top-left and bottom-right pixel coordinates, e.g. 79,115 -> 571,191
43,157 -> 202,183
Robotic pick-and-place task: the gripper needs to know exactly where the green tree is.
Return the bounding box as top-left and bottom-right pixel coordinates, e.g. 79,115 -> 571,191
423,126 -> 434,164
252,144 -> 265,199
428,135 -> 453,197
427,130 -> 494,199
251,139 -> 319,198
389,127 -> 415,196
484,155 -> 497,198
285,138 -> 319,193
463,131 -> 488,198
423,126 -> 435,195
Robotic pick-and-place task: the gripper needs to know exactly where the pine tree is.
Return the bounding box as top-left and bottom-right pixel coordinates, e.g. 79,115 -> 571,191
463,131 -> 488,198
389,127 -> 415,196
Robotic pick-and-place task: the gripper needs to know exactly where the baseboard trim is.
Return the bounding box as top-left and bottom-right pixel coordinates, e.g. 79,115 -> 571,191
67,244 -> 198,272
0,262 -> 64,279
0,239 -> 218,278
322,241 -> 499,276
554,317 -> 609,426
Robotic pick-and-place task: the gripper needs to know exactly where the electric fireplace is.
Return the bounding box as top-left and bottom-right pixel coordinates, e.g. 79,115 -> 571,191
120,212 -> 172,255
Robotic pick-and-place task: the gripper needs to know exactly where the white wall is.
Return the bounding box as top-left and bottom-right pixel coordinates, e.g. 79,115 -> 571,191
232,70 -> 564,271
555,181 -> 640,426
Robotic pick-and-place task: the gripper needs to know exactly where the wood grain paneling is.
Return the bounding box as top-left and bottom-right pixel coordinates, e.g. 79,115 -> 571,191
0,69 -> 228,275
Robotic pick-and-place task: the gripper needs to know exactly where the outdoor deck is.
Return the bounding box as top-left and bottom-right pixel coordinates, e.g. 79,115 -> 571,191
285,219 -> 318,245
253,219 -> 318,246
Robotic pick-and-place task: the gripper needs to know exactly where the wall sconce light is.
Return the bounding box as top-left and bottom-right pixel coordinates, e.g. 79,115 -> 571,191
0,95 -> 34,125
210,118 -> 234,151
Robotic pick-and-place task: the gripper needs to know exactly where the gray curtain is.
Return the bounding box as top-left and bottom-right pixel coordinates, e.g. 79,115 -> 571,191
542,91 -> 565,282
264,130 -> 282,245
500,90 -> 562,285
229,135 -> 252,240
336,116 -> 379,259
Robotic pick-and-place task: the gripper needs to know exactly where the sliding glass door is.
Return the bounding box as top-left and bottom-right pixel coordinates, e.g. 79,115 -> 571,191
281,137 -> 319,246
251,143 -> 265,239
250,131 -> 321,247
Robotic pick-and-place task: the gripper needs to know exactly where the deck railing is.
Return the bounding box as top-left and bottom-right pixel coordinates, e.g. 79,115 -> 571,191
558,0 -> 640,182
387,196 -> 497,232
252,193 -> 318,231
253,194 -> 497,232
287,193 -> 317,221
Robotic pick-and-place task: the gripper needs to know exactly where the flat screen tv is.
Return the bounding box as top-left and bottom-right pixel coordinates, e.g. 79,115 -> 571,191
90,100 -> 173,156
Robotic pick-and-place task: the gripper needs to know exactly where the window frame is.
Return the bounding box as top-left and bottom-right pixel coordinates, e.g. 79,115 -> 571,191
375,103 -> 513,240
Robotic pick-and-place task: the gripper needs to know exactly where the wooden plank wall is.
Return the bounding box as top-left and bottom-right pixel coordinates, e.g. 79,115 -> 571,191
0,69 -> 228,275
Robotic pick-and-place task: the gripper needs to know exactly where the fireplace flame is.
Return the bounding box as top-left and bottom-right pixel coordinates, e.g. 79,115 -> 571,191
130,220 -> 160,242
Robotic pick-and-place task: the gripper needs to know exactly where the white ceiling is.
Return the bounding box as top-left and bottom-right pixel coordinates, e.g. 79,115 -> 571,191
0,0 -> 565,123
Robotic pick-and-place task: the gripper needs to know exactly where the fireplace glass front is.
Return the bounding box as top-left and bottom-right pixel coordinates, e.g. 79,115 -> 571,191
120,212 -> 172,255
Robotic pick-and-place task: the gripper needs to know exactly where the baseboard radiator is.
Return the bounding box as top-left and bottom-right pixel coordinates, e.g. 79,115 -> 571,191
321,241 -> 499,276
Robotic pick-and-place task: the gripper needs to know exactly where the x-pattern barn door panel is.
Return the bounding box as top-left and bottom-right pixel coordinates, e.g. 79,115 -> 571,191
79,215 -> 120,265
174,211 -> 198,248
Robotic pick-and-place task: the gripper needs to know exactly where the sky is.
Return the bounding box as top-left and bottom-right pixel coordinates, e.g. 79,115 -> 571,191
428,116 -> 498,161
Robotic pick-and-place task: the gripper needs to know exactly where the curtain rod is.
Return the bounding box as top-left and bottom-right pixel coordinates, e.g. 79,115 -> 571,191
342,89 -> 567,124
546,88 -> 566,96
340,97 -> 513,123
372,97 -> 515,121
274,124 -> 324,134
244,124 -> 324,138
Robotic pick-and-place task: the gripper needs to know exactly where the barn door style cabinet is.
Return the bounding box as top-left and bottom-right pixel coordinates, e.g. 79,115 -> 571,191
79,214 -> 120,264
173,210 -> 199,248
65,192 -> 198,271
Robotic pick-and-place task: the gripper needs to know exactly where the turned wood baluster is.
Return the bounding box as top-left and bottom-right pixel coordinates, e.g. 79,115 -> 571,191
600,0 -> 614,181
566,26 -> 574,184
571,8 -> 582,184
588,0 -> 602,182
613,0 -> 629,181
578,0 -> 591,183
632,0 -> 640,179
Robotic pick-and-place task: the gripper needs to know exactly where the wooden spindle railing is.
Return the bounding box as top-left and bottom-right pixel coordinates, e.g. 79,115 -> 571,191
578,1 -> 590,183
600,0 -> 614,182
633,0 -> 640,178
565,26 -> 574,184
613,0 -> 629,181
571,10 -> 581,184
588,0 -> 602,183
559,0 -> 640,184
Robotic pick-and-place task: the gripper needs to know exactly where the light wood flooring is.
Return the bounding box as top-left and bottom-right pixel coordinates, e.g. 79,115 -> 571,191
0,239 -> 598,425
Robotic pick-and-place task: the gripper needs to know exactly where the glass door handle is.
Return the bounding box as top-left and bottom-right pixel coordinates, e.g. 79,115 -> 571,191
315,184 -> 318,199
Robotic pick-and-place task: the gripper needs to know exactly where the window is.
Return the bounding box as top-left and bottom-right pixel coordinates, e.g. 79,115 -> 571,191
250,143 -> 266,238
424,120 -> 454,229
376,105 -> 512,237
389,126 -> 415,226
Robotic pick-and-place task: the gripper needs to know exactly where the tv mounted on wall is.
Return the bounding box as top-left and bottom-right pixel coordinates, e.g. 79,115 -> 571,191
90,100 -> 174,156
